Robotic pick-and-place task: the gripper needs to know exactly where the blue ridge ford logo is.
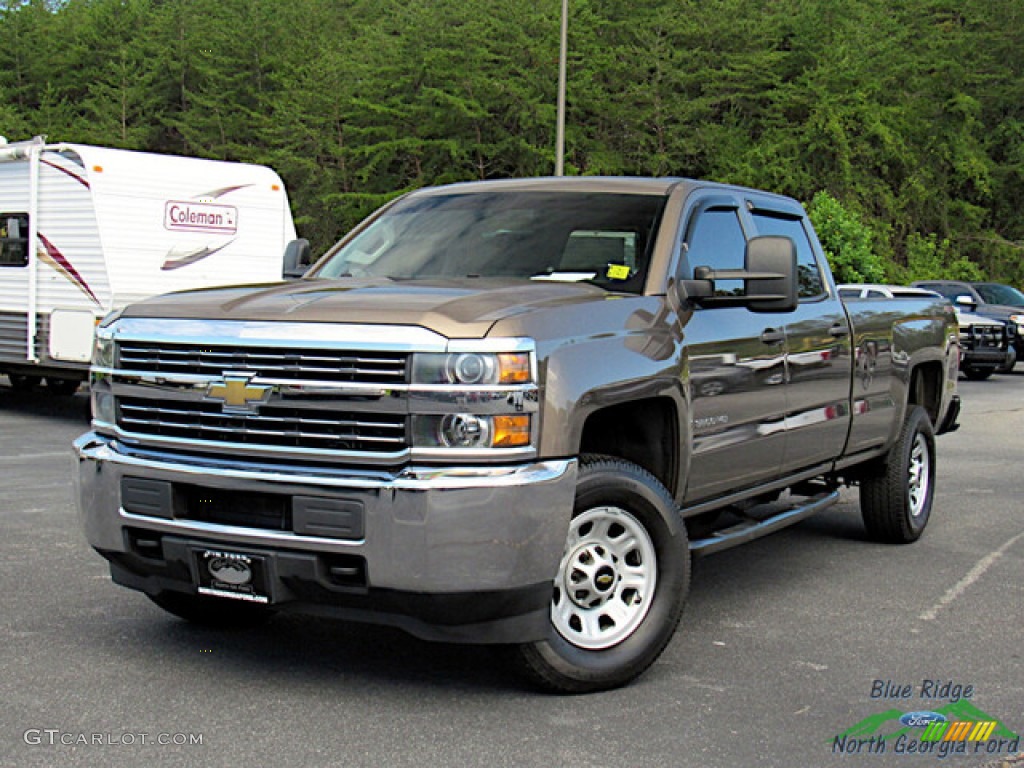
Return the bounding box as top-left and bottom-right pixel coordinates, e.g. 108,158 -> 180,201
900,711 -> 948,728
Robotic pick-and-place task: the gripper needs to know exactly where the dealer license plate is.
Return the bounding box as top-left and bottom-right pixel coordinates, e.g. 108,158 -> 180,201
194,548 -> 270,604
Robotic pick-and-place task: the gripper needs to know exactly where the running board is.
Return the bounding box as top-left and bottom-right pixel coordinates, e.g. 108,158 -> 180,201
688,490 -> 841,556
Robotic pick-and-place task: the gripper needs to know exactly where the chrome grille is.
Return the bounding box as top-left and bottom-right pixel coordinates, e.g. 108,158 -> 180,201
117,397 -> 407,453
117,341 -> 408,384
966,325 -> 1004,349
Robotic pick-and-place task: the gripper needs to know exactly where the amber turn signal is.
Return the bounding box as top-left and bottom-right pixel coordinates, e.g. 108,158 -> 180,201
492,415 -> 531,447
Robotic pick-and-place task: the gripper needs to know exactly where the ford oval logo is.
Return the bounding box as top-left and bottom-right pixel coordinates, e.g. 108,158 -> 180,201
208,557 -> 253,586
900,711 -> 947,728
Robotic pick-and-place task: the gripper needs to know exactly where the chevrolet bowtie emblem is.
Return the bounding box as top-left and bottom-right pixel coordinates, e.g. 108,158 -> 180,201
206,373 -> 272,413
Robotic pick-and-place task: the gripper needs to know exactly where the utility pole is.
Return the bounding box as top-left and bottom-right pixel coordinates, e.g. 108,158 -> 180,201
555,0 -> 567,176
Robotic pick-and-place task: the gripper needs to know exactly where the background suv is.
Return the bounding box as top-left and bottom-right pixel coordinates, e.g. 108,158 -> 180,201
912,280 -> 1024,370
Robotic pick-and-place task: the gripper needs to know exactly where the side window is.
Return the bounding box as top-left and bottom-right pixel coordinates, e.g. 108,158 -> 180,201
0,213 -> 30,267
926,284 -> 961,302
684,207 -> 746,296
751,212 -> 824,299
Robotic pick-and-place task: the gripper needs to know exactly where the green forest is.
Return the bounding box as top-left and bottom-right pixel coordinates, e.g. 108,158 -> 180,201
1,0 -> 1022,285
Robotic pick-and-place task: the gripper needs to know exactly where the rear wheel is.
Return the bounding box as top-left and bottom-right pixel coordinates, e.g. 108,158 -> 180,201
148,591 -> 276,629
860,405 -> 936,544
514,456 -> 689,693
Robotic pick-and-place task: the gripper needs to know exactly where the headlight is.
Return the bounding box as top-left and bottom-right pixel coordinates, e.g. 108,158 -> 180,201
93,331 -> 115,369
413,414 -> 532,449
1010,314 -> 1024,333
412,352 -> 531,385
91,390 -> 115,424
409,343 -> 535,454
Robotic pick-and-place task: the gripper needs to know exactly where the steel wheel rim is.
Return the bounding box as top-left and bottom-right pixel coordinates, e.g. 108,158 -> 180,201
551,505 -> 657,650
908,432 -> 931,518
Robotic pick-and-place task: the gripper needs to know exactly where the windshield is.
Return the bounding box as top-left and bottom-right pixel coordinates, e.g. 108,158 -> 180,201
313,191 -> 667,293
974,283 -> 1024,307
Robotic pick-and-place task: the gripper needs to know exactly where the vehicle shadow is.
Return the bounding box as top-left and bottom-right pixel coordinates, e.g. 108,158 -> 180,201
103,506 -> 874,696
116,606 -> 528,694
0,381 -> 91,424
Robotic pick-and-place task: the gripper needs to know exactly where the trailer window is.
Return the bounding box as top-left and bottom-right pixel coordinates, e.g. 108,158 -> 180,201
0,214 -> 29,267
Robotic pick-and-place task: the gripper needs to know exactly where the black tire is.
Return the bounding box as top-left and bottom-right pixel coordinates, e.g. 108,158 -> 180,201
997,347 -> 1016,374
148,591 -> 276,629
961,364 -> 994,381
44,377 -> 82,395
860,405 -> 936,544
514,455 -> 689,693
8,374 -> 42,392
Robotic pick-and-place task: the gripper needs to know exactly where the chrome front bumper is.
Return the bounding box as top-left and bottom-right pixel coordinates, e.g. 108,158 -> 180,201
73,432 -> 577,642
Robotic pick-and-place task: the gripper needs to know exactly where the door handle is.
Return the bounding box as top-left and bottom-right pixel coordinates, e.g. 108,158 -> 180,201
829,323 -> 850,338
760,328 -> 785,345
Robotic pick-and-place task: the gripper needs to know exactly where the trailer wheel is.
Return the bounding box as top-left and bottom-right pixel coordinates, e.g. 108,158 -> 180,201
513,456 -> 689,693
148,592 -> 276,629
860,405 -> 936,544
8,374 -> 42,392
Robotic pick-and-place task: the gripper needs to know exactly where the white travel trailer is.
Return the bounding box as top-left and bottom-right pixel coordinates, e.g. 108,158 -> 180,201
0,136 -> 296,392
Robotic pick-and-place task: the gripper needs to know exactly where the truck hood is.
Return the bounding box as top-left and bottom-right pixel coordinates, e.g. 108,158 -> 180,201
972,302 -> 1024,319
118,277 -> 613,338
955,309 -> 1004,327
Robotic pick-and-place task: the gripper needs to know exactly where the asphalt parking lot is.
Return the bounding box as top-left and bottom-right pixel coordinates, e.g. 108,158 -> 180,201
0,373 -> 1021,767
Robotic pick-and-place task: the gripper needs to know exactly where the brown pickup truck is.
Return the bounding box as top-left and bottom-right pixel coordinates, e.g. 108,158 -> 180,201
75,177 -> 960,692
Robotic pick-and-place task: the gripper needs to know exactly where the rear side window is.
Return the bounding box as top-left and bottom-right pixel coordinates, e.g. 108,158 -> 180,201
751,212 -> 824,299
0,213 -> 29,267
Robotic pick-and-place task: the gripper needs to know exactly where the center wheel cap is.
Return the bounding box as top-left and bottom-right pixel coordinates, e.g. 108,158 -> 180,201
551,505 -> 659,651
563,542 -> 619,610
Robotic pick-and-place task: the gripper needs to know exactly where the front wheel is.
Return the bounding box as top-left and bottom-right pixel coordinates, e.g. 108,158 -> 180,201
860,405 -> 936,544
997,347 -> 1016,374
514,456 -> 689,693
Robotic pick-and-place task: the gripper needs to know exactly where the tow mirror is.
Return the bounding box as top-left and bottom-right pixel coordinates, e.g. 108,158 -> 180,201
679,235 -> 798,313
283,238 -> 311,279
743,236 -> 799,312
